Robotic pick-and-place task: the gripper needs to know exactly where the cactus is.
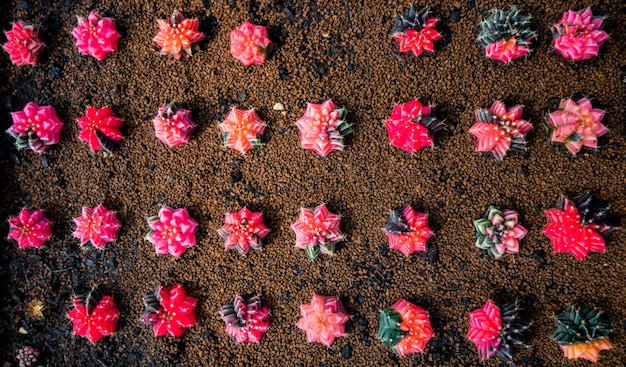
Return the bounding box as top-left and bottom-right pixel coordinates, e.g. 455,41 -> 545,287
3,21 -> 45,66
291,203 -> 344,261
16,345 -> 39,367
220,293 -> 270,343
551,8 -> 609,62
382,206 -> 433,256
473,206 -> 527,259
218,207 -> 270,255
67,287 -> 120,343
8,208 -> 52,249
141,284 -> 197,337
8,102 -> 63,154
153,11 -> 204,60
230,21 -> 272,66
153,102 -> 196,147
553,305 -> 612,362
391,6 -> 441,57
219,108 -> 267,154
72,12 -> 120,61
73,205 -> 121,249
477,7 -> 536,64
297,294 -> 349,347
77,106 -> 123,152
378,299 -> 433,356
385,99 -> 443,154
547,97 -> 607,155
295,99 -> 351,157
145,206 -> 198,258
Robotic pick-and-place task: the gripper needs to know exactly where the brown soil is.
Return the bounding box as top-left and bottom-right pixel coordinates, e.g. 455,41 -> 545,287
1,0 -> 625,366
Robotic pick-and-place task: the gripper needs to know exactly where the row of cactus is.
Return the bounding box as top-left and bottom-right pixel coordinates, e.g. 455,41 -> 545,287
8,192 -> 617,262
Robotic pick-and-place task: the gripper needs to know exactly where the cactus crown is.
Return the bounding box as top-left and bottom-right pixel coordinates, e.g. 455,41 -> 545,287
553,305 -> 612,345
392,6 -> 434,34
477,7 -> 535,47
496,301 -> 531,361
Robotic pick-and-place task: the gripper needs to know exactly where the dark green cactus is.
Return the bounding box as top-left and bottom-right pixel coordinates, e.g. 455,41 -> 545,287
477,6 -> 536,47
553,305 -> 612,345
392,5 -> 433,35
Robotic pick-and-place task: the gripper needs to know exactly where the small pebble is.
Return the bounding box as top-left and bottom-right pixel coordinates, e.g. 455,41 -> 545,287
273,103 -> 285,111
18,326 -> 28,334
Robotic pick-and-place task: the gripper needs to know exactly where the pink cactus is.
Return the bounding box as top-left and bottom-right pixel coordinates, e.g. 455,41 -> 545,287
9,102 -> 63,154
67,288 -> 120,343
219,108 -> 266,154
153,102 -> 196,147
469,101 -> 532,160
297,294 -> 349,347
2,21 -> 45,66
8,208 -> 52,249
71,12 -> 120,61
230,21 -> 272,66
467,299 -> 502,359
547,97 -> 607,155
382,206 -> 433,256
291,203 -> 344,261
295,99 -> 352,157
145,206 -> 197,258
391,6 -> 441,57
141,284 -> 197,337
153,11 -> 204,60
73,205 -> 121,249
217,207 -> 270,255
385,99 -> 443,154
552,8 -> 609,62
220,293 -> 270,343
77,106 -> 123,152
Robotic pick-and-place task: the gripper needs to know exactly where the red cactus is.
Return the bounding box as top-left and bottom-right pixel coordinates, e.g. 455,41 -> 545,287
217,207 -> 270,255
77,106 -> 123,152
378,299 -> 434,356
8,208 -> 52,249
297,294 -> 349,347
291,203 -> 344,261
145,206 -> 198,258
67,288 -> 120,343
2,21 -> 45,66
71,12 -> 119,61
9,102 -> 63,154
295,99 -> 352,157
391,6 -> 441,57
153,11 -> 204,60
382,206 -> 433,256
551,8 -> 609,62
547,97 -> 607,155
220,293 -> 270,343
469,101 -> 532,160
230,21 -> 272,66
385,99 -> 443,154
219,108 -> 266,154
141,284 -> 197,338
153,102 -> 196,147
73,205 -> 121,249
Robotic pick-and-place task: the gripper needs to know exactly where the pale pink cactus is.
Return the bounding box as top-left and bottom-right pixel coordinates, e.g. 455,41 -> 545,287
153,102 -> 196,147
145,206 -> 197,257
8,208 -> 52,249
219,108 -> 266,154
72,12 -> 120,61
295,99 -> 352,157
547,97 -> 607,155
9,102 -> 63,154
2,21 -> 45,66
230,21 -> 272,66
291,203 -> 344,261
297,294 -> 349,347
552,8 -> 609,62
73,205 -> 121,249
220,293 -> 270,343
474,206 -> 527,259
217,207 -> 270,255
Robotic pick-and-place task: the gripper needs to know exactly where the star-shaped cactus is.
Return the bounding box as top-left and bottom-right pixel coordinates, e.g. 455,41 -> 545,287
551,8 -> 609,62
220,293 -> 270,343
219,108 -> 267,154
382,206 -> 433,256
391,6 -> 441,57
291,203 -> 344,261
145,206 -> 198,258
295,99 -> 351,157
9,102 -> 63,154
153,102 -> 196,147
67,288 -> 120,343
473,206 -> 527,259
72,12 -> 120,61
153,11 -> 204,60
8,208 -> 52,249
73,205 -> 121,249
2,21 -> 45,66
385,99 -> 443,154
547,97 -> 607,155
297,294 -> 349,347
378,299 -> 433,356
230,22 -> 272,66
141,284 -> 197,337
77,106 -> 123,152
218,207 -> 270,255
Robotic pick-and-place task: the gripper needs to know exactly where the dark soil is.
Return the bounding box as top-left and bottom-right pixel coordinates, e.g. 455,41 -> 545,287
1,0 -> 625,366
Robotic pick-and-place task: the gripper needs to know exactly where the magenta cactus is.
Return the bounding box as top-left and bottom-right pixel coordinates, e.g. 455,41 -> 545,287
217,207 -> 270,255
220,293 -> 270,343
295,99 -> 352,157
547,97 -> 607,155
68,287 -> 121,343
145,206 -> 198,257
8,208 -> 52,249
3,21 -> 45,66
73,205 -> 121,249
385,99 -> 443,154
72,12 -> 120,61
9,102 -> 63,154
77,106 -> 123,152
551,8 -> 609,62
153,102 -> 196,147
297,294 -> 349,347
230,21 -> 272,66
141,284 -> 198,337
291,203 -> 344,261
219,108 -> 267,154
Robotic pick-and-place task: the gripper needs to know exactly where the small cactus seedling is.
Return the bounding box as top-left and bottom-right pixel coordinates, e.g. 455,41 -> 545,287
3,21 -> 45,66
8,208 -> 52,249
9,102 -> 63,154
551,8 -> 609,62
220,293 -> 270,343
141,284 -> 197,338
547,97 -> 607,155
145,206 -> 198,258
469,101 -> 532,160
543,192 -> 616,260
72,12 -> 120,61
67,288 -> 120,343
553,305 -> 612,362
477,7 -> 536,64
391,6 -> 441,57
77,106 -> 123,152
467,299 -> 530,362
295,99 -> 351,157
382,206 -> 433,256
474,206 -> 527,259
153,11 -> 204,60
153,102 -> 196,147
378,299 -> 433,356
385,99 -> 443,154
16,345 -> 39,367
219,108 -> 267,154
73,205 -> 121,249
291,203 -> 344,261
230,21 -> 272,66
297,294 -> 349,347
217,207 -> 270,255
